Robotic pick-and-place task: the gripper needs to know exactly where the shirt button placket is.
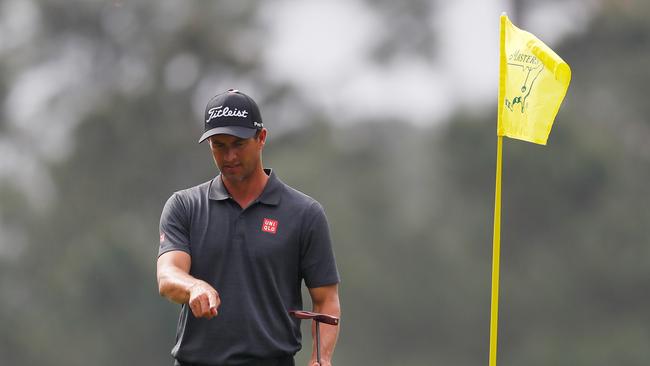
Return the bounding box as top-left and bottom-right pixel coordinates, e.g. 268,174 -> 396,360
235,213 -> 246,244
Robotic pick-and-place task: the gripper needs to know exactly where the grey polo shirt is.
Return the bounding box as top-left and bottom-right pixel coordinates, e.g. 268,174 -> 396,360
158,169 -> 339,365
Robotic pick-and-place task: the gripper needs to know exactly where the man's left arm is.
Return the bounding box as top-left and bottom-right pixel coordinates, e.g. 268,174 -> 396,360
308,284 -> 340,366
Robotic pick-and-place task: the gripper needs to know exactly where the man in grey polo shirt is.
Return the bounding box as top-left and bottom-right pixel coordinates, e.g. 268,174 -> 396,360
157,89 -> 340,366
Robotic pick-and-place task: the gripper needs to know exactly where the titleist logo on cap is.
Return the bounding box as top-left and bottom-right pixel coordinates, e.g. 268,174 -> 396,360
206,106 -> 249,123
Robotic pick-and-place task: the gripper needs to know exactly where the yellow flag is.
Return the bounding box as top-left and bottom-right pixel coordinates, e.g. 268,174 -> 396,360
497,14 -> 571,145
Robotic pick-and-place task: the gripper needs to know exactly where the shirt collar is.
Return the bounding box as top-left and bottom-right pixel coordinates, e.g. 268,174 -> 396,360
208,168 -> 282,206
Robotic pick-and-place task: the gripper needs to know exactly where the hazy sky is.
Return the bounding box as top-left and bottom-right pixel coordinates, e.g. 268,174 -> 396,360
257,0 -> 597,126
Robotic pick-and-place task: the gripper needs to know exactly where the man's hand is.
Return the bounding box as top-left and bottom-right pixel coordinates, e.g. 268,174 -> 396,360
310,360 -> 331,366
158,251 -> 221,319
188,280 -> 220,319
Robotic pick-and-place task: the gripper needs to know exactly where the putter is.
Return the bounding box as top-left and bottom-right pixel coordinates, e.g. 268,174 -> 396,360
289,310 -> 339,365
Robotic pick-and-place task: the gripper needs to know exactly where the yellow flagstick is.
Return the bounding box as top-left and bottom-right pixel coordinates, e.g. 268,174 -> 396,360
497,14 -> 571,144
489,12 -> 570,366
489,135 -> 503,366
489,14 -> 508,366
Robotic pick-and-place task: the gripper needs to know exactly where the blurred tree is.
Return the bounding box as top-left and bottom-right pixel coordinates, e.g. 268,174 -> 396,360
0,1 -> 649,366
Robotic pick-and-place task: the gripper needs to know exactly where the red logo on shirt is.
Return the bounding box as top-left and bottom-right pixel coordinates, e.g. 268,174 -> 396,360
261,218 -> 278,234
160,232 -> 165,243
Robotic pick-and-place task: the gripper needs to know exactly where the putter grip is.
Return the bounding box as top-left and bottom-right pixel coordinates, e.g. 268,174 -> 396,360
289,310 -> 339,325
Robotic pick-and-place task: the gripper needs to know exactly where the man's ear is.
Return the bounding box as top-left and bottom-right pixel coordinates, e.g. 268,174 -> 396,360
258,128 -> 267,147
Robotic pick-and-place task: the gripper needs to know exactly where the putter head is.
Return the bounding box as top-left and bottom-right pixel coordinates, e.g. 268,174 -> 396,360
289,310 -> 339,326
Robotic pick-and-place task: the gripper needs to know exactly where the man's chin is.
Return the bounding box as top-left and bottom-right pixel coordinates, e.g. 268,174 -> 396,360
221,172 -> 246,182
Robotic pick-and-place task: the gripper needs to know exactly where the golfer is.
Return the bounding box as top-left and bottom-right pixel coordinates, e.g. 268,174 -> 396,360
157,89 -> 341,366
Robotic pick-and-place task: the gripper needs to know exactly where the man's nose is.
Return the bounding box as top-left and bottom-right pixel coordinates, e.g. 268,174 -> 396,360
223,148 -> 237,162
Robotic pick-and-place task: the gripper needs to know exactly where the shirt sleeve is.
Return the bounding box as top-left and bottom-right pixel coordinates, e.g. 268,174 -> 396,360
158,192 -> 191,257
300,201 -> 340,288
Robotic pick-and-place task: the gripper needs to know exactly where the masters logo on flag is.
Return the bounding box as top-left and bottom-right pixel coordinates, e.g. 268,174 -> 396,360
497,14 -> 571,145
504,49 -> 543,113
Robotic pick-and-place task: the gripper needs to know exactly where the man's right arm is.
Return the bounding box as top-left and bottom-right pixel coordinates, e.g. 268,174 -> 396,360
157,250 -> 221,319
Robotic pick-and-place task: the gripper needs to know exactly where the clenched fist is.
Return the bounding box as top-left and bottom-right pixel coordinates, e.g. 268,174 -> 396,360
188,280 -> 220,319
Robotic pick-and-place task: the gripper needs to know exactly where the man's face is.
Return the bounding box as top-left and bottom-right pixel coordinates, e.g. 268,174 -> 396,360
208,129 -> 266,182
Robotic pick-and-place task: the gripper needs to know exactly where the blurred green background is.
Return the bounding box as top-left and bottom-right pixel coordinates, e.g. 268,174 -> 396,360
1,0 -> 649,365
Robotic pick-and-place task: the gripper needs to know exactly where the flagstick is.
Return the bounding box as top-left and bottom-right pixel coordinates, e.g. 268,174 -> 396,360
489,135 -> 503,366
489,15 -> 506,365
489,14 -> 506,366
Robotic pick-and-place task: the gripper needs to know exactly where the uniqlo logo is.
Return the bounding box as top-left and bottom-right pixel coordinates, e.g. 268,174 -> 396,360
261,218 -> 278,234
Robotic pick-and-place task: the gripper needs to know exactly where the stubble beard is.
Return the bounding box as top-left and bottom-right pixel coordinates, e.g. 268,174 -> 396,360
220,161 -> 257,183
222,171 -> 247,183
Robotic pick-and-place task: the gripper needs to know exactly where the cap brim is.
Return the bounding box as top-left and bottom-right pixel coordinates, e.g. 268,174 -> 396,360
198,126 -> 258,143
